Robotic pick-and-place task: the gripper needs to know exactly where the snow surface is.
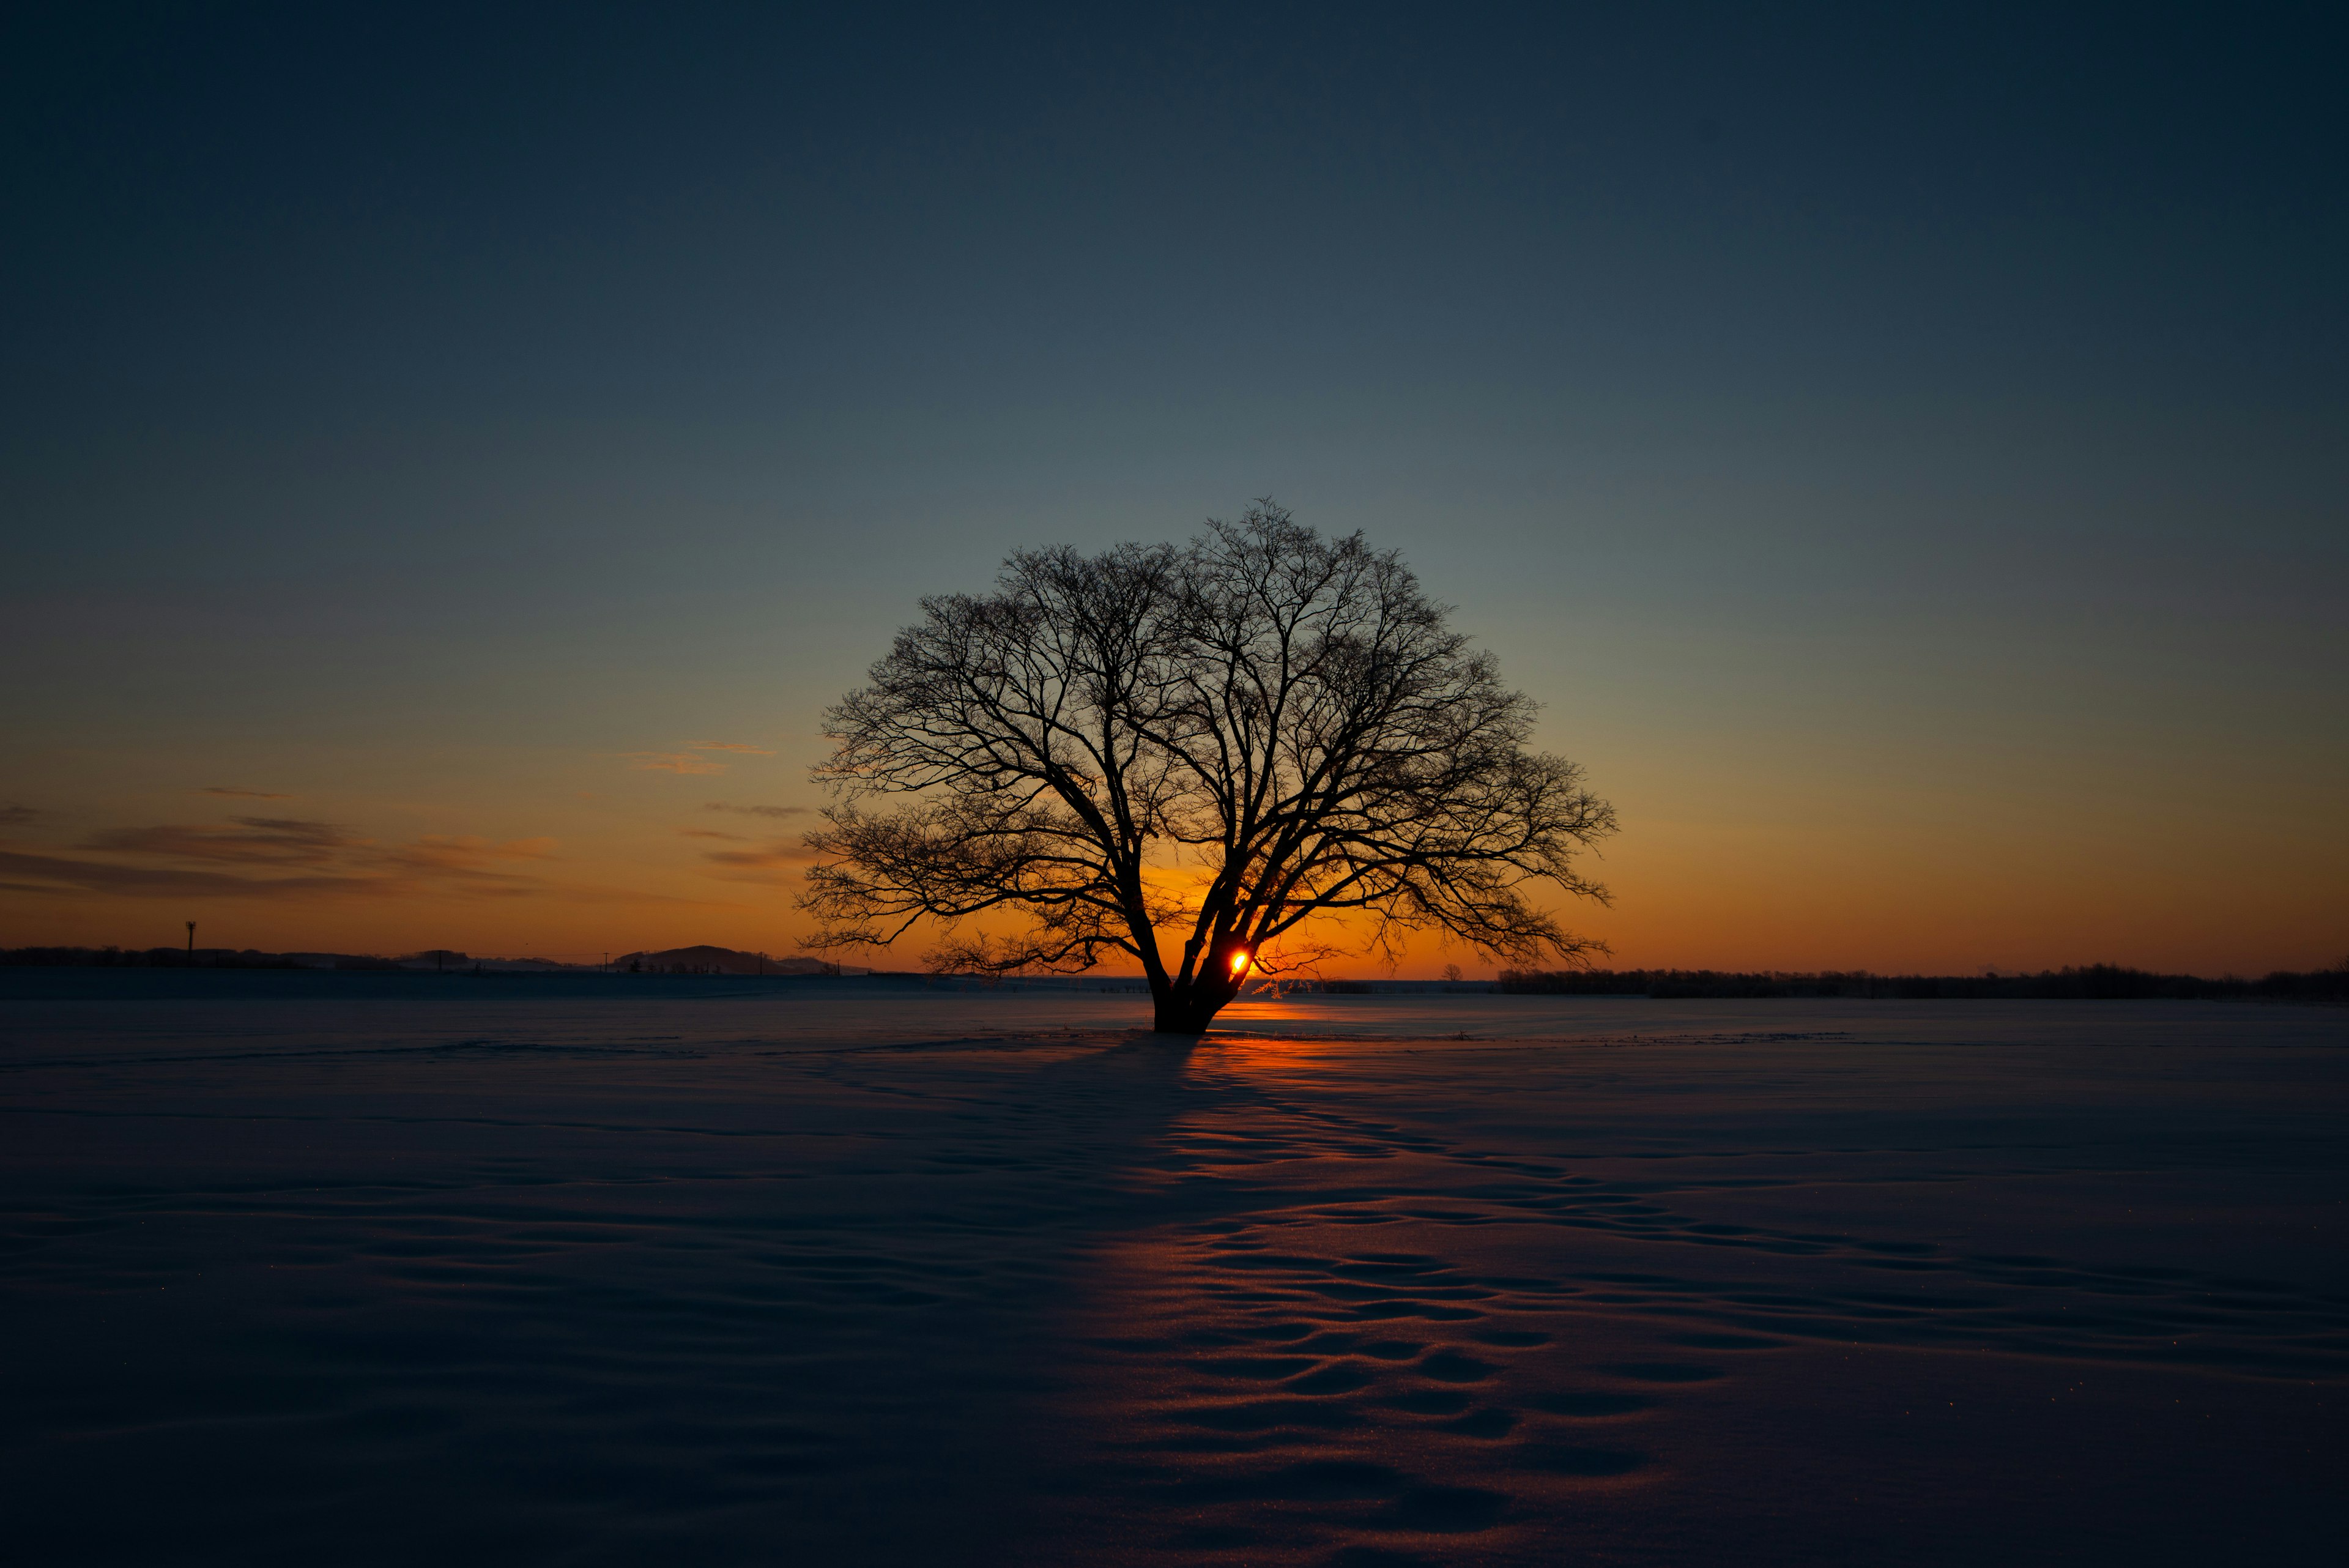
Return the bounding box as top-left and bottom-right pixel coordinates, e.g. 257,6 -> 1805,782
2,979 -> 2342,1564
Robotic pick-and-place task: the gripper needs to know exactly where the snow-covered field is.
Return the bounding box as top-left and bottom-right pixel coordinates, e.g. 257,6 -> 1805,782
4,978 -> 2342,1564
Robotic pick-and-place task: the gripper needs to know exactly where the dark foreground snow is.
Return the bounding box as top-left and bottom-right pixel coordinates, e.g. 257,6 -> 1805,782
2,981 -> 2342,1565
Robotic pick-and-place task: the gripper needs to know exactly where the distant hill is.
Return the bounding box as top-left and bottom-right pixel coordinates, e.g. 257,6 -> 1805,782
612,945 -> 853,976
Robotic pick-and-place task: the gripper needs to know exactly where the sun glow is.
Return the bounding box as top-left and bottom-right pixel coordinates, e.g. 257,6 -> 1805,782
1230,949 -> 1252,975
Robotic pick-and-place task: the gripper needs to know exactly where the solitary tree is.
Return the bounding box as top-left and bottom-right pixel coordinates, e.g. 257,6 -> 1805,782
801,503 -> 1616,1033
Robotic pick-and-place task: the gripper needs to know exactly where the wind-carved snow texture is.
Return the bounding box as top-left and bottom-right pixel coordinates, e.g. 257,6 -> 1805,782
0,986 -> 2342,1566
1050,1030 -> 2348,1563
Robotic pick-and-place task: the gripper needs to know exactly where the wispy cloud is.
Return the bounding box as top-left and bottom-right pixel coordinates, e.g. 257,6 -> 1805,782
377,835 -> 558,882
0,804 -> 42,830
621,741 -> 773,774
702,801 -> 814,818
81,817 -> 360,866
6,816 -> 565,902
0,848 -> 383,899
705,845 -> 818,867
699,839 -> 820,884
201,787 -> 292,800
628,752 -> 729,775
680,828 -> 748,841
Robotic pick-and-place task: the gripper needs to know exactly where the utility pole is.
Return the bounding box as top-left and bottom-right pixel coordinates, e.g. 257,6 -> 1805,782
185,920 -> 195,954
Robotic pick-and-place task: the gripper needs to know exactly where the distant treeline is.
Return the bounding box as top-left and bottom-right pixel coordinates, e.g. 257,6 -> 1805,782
0,945 -> 844,976
0,946 -> 518,972
0,949 -> 558,973
1496,963 -> 2349,1002
6,948 -> 2345,1002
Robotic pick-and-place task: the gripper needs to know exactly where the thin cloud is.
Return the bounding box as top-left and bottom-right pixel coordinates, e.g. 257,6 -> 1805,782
377,836 -> 558,882
690,741 -> 776,754
202,787 -> 292,800
703,844 -> 818,868
81,817 -> 360,866
680,828 -> 748,841
629,752 -> 729,775
702,801 -> 814,818
700,839 -> 822,885
0,848 -> 380,899
0,804 -> 41,830
11,817 -> 567,902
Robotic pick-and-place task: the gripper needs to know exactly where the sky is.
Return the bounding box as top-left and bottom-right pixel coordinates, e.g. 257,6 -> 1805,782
2,1 -> 2343,975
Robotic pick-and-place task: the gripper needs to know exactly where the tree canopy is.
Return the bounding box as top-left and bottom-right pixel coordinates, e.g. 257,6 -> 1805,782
801,503 -> 1616,1031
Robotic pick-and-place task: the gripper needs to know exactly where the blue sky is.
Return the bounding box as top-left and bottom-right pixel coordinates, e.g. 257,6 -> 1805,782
3,2 -> 2342,968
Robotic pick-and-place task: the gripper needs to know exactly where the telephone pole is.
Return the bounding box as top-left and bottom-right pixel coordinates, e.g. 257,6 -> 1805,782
185,920 -> 195,954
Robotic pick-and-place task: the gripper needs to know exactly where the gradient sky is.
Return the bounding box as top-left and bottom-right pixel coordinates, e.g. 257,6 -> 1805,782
2,2 -> 2343,973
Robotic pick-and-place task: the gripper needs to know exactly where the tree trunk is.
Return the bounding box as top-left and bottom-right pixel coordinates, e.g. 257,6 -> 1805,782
1150,977 -> 1239,1034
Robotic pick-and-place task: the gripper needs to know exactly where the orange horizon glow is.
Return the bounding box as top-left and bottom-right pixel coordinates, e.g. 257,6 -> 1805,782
1,722 -> 2341,978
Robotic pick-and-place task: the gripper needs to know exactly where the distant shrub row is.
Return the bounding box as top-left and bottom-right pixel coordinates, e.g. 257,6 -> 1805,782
6,948 -> 2344,1003
0,946 -> 403,970
1495,963 -> 2349,1001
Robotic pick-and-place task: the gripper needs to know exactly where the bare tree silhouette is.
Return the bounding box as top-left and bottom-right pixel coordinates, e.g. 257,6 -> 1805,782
801,503 -> 1616,1032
